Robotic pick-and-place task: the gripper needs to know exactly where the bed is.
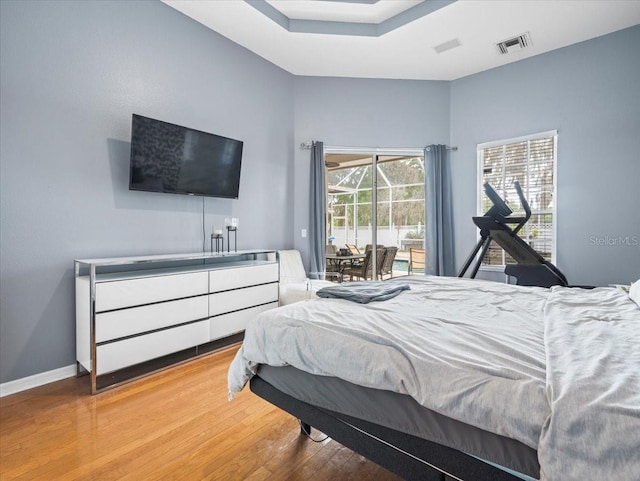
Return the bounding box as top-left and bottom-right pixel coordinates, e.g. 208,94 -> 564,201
228,275 -> 640,481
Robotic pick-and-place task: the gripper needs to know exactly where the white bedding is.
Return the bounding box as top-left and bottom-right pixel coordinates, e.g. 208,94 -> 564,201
539,286 -> 640,481
227,275 -> 640,480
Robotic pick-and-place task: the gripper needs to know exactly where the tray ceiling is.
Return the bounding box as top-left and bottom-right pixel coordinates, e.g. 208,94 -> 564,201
162,0 -> 640,80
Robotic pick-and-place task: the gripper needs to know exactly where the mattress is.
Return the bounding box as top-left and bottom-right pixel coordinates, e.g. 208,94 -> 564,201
257,364 -> 539,479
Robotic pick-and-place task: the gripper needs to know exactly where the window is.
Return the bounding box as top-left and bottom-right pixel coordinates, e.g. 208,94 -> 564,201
477,130 -> 557,267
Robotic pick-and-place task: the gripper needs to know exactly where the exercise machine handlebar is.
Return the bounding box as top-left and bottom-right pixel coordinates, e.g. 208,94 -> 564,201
458,180 -> 567,287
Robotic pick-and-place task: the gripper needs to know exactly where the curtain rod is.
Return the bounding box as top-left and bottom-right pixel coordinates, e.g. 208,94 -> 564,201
425,145 -> 457,152
299,142 -> 457,152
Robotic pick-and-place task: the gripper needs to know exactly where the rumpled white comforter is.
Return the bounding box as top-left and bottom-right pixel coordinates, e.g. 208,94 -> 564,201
539,286 -> 640,481
229,276 -> 550,448
227,276 -> 640,480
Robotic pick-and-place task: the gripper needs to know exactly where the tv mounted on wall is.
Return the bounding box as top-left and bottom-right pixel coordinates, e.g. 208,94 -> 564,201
129,114 -> 243,199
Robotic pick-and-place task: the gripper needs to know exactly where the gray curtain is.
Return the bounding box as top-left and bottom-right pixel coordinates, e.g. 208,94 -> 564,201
424,145 -> 455,276
309,141 -> 325,279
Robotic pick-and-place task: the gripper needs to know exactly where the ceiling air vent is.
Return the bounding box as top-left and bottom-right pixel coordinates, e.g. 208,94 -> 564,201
434,38 -> 462,54
497,32 -> 531,55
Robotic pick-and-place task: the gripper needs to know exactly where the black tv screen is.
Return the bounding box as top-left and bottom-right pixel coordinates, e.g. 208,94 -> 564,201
129,114 -> 243,199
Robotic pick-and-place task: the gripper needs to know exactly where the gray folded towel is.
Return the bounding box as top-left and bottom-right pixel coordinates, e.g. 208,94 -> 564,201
316,281 -> 410,304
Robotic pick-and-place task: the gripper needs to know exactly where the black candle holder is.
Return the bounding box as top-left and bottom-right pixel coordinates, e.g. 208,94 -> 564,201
211,234 -> 224,254
226,226 -> 237,252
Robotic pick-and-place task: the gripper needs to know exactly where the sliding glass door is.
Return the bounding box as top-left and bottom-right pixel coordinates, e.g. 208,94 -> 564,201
375,156 -> 425,276
325,149 -> 424,279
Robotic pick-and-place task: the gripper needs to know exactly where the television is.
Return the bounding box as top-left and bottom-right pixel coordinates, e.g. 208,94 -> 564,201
129,114 -> 243,199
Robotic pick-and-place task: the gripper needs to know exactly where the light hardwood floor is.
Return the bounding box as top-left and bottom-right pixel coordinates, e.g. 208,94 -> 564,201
0,345 -> 402,480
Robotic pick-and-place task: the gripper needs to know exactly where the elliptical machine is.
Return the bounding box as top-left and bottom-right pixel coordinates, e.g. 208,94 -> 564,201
458,181 -> 568,288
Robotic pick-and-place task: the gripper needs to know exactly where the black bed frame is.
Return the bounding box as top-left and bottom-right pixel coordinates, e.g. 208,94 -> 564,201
250,376 -> 528,481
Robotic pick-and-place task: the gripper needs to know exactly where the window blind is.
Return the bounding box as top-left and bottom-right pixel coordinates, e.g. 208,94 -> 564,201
478,131 -> 557,267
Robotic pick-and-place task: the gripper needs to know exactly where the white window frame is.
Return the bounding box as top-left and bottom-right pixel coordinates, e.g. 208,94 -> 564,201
476,130 -> 558,271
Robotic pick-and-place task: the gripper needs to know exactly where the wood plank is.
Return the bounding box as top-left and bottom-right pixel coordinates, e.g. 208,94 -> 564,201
0,346 -> 401,481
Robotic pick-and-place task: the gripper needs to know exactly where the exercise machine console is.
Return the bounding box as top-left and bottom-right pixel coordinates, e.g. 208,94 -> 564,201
458,181 -> 568,288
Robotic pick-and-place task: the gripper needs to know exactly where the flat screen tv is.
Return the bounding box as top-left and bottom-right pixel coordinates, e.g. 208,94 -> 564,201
129,114 -> 243,199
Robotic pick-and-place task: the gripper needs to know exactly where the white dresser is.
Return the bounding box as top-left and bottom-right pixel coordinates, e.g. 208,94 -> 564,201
75,250 -> 278,393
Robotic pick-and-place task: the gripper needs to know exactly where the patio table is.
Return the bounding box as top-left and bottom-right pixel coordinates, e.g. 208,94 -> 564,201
326,253 -> 366,281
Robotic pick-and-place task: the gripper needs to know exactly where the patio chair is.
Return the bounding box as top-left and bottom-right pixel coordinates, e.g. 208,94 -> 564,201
345,243 -> 360,255
408,248 -> 425,275
343,243 -> 365,268
325,244 -> 341,277
378,246 -> 398,280
278,250 -> 334,305
344,248 -> 384,281
364,244 -> 384,253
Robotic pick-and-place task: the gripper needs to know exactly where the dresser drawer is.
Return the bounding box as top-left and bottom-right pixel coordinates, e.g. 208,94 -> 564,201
96,320 -> 208,375
209,283 -> 279,316
209,263 -> 278,292
95,271 -> 208,312
209,302 -> 278,340
95,296 -> 208,343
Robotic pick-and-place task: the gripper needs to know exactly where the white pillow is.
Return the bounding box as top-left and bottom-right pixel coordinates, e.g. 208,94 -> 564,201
629,280 -> 640,307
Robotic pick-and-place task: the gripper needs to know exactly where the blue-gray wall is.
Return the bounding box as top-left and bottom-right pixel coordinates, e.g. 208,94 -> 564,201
450,26 -> 640,287
292,76 -> 450,265
0,0 -> 294,383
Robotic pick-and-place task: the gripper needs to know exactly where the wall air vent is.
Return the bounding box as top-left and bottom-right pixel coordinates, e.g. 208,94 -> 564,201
497,32 -> 531,55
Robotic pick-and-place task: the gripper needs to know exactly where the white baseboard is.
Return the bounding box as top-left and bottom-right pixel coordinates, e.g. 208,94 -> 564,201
0,364 -> 77,397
